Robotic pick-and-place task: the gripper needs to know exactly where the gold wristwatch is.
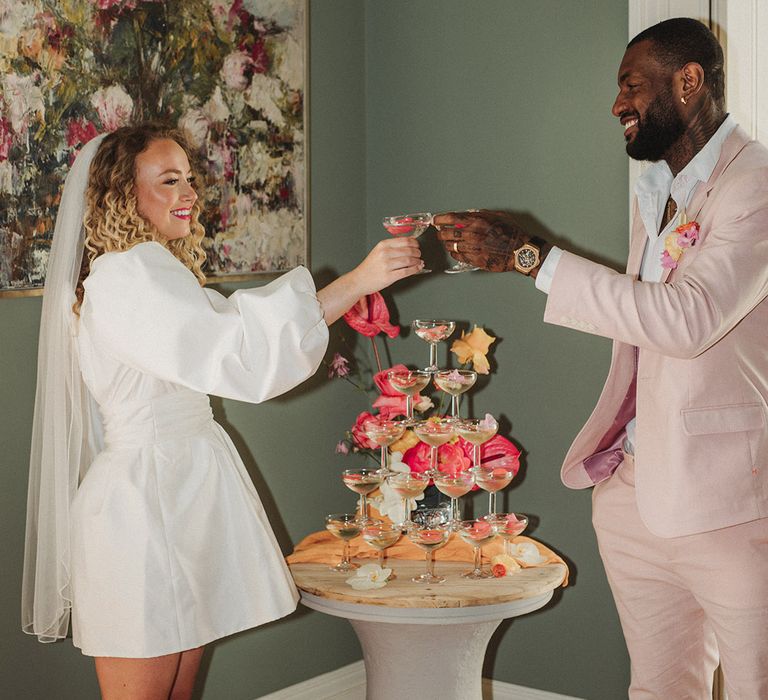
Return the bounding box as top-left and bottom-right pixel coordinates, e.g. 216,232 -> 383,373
512,237 -> 544,275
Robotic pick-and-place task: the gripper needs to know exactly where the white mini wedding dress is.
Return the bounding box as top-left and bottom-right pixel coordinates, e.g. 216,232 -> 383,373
70,241 -> 327,657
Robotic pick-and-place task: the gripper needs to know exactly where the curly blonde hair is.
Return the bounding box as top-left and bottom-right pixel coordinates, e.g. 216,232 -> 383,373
74,123 -> 207,313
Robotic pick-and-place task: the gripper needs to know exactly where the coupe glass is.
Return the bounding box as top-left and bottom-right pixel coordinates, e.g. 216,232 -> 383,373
412,418 -> 455,473
387,369 -> 431,424
363,419 -> 406,473
382,212 -> 433,274
325,513 -> 361,573
342,468 -> 384,524
483,513 -> 528,556
457,519 -> 497,579
361,522 -> 402,574
407,523 -> 451,583
386,471 -> 430,530
455,416 -> 498,468
411,320 -> 456,372
433,369 -> 477,420
433,470 -> 475,529
471,464 -> 515,515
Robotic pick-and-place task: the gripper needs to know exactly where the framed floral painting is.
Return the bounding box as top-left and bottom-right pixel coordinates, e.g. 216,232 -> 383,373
0,0 -> 308,297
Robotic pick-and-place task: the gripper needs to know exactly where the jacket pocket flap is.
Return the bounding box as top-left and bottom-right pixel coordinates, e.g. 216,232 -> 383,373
681,403 -> 765,436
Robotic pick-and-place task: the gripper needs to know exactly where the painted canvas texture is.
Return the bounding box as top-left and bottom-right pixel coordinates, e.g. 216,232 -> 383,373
0,0 -> 307,294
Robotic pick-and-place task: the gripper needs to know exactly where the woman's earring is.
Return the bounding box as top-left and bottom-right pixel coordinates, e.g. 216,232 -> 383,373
681,96 -> 688,105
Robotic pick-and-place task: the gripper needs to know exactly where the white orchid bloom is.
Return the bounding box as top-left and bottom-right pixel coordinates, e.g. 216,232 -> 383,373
508,542 -> 546,565
346,563 -> 392,590
369,451 -> 423,523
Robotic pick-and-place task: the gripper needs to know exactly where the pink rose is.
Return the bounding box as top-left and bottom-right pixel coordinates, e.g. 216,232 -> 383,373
401,440 -> 471,477
328,352 -> 351,379
350,412 -> 378,451
371,364 -> 426,420
372,394 -> 408,421
343,292 -> 400,339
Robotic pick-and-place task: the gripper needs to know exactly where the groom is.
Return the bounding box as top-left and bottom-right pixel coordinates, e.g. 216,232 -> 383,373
436,17 -> 768,699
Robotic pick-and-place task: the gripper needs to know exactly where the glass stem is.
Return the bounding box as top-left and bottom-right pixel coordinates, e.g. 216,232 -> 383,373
401,497 -> 409,528
429,342 -> 437,371
451,394 -> 459,419
430,445 -> 438,472
378,549 -> 385,567
473,544 -> 482,575
380,445 -> 388,472
359,493 -> 368,521
342,540 -> 350,567
451,497 -> 460,523
473,444 -> 480,469
427,551 -> 435,578
406,394 -> 413,421
488,490 -> 496,515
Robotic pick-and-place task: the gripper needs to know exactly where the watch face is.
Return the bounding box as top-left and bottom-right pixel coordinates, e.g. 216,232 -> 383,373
517,247 -> 538,269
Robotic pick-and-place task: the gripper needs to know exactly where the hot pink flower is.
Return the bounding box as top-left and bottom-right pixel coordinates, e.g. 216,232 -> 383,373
350,412 -> 378,451
460,435 -> 521,475
343,292 -> 400,339
335,441 -> 350,455
401,440 -> 471,477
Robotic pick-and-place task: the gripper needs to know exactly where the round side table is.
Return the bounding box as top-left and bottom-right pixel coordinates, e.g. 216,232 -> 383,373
290,559 -> 566,700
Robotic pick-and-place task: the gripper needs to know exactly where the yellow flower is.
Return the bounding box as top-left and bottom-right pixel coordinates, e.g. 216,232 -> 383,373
450,326 -> 496,374
664,232 -> 683,262
389,428 -> 419,454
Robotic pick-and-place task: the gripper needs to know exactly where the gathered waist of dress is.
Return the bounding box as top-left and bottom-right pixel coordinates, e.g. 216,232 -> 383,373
100,389 -> 214,449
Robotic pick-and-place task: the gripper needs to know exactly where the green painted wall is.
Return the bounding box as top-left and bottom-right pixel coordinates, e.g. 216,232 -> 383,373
1,2 -> 632,698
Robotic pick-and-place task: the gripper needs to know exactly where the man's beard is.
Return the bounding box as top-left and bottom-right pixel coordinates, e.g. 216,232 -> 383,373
626,87 -> 686,162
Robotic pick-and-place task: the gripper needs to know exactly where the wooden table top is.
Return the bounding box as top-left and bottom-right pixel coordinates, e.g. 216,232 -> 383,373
289,560 -> 567,609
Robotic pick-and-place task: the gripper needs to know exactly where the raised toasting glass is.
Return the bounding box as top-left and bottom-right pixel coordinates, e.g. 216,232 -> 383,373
361,522 -> 402,574
411,319 -> 456,372
325,513 -> 361,573
386,471 -> 430,530
342,468 -> 384,524
433,369 -> 477,420
472,462 -> 515,516
363,419 -> 406,473
413,418 -> 456,473
433,470 -> 475,529
483,513 -> 528,557
382,212 -> 433,274
387,369 -> 431,424
458,519 -> 497,579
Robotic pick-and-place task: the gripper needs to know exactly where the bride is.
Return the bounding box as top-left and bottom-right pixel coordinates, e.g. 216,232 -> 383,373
22,123 -> 422,699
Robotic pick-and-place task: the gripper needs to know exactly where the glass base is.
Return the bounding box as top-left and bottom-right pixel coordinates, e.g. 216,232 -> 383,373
330,561 -> 359,573
461,569 -> 493,579
412,573 -> 445,584
445,264 -> 480,274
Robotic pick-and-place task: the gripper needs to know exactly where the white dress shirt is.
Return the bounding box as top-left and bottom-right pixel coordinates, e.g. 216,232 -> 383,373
536,115 -> 737,452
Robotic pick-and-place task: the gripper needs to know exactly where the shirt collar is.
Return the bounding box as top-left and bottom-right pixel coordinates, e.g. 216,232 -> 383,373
634,114 -> 737,239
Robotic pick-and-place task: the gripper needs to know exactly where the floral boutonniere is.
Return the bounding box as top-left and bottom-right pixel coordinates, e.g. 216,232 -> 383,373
661,220 -> 700,270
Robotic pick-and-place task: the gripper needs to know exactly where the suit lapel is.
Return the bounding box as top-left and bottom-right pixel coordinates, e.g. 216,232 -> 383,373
659,126 -> 752,284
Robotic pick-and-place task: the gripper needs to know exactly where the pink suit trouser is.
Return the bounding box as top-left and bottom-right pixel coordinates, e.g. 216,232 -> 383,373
592,452 -> 768,699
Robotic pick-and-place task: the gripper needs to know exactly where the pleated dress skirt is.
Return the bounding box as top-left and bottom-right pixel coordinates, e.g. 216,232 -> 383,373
70,390 -> 299,657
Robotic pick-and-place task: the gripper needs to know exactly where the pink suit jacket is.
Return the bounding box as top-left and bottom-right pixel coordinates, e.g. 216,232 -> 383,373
545,126 -> 768,537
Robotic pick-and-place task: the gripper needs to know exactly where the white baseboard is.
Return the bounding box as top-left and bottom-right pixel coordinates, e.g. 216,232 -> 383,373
256,660 -> 585,700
